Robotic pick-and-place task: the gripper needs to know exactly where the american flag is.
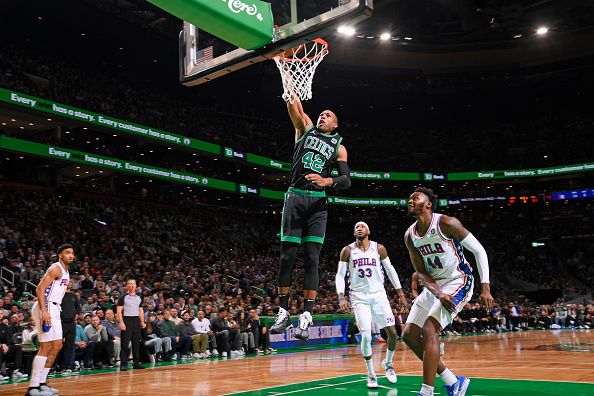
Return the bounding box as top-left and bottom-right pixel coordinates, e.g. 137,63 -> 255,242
196,46 -> 213,64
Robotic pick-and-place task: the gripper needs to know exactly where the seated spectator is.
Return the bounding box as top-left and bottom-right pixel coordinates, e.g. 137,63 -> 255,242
68,316 -> 95,373
101,309 -> 121,365
211,307 -> 243,358
141,312 -> 172,363
156,309 -> 191,361
238,310 -> 256,353
191,310 -> 216,357
84,315 -> 112,368
177,311 -> 199,359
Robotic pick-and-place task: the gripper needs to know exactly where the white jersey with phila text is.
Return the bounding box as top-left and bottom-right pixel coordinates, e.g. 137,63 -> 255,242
43,261 -> 70,305
348,241 -> 386,294
407,213 -> 473,283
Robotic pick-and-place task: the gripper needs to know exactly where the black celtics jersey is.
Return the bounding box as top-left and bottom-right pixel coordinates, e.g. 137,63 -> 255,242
290,126 -> 343,191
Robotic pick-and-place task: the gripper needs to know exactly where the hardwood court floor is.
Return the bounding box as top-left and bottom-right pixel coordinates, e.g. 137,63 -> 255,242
2,330 -> 593,395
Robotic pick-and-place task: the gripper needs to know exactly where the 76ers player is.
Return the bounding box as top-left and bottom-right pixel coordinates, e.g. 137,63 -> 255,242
26,244 -> 72,396
336,222 -> 408,389
402,188 -> 494,396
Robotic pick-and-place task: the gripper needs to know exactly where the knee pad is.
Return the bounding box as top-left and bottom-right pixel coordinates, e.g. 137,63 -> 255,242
360,329 -> 372,357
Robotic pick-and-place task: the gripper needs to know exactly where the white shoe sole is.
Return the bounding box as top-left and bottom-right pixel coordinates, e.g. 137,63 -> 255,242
367,383 -> 379,389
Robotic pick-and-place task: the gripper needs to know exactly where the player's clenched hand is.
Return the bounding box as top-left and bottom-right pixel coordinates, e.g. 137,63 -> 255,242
42,311 -> 52,326
479,290 -> 494,311
437,293 -> 457,314
305,173 -> 331,187
339,299 -> 351,313
398,295 -> 409,314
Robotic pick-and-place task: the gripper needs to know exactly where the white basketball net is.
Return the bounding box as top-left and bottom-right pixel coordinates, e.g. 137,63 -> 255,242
273,39 -> 329,103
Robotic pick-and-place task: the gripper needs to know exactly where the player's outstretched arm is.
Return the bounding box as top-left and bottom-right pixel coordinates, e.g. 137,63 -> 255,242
335,246 -> 351,312
439,215 -> 494,311
404,230 -> 457,313
36,264 -> 62,326
378,244 -> 407,310
287,98 -> 313,142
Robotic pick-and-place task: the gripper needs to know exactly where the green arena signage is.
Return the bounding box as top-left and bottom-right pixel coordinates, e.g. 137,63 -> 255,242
448,163 -> 594,180
0,136 -> 408,207
2,88 -> 593,182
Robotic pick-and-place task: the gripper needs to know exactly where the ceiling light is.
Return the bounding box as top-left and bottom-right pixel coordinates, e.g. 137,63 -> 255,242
380,33 -> 390,40
536,26 -> 548,35
404,37 -> 413,41
337,26 -> 356,36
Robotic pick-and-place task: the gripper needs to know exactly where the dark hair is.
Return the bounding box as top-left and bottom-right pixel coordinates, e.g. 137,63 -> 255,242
219,306 -> 227,313
414,187 -> 437,210
57,243 -> 73,255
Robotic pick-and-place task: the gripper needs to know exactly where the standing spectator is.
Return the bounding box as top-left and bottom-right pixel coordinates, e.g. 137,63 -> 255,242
0,310 -> 10,381
60,280 -> 81,372
211,307 -> 242,358
116,279 -> 145,371
101,309 -> 120,365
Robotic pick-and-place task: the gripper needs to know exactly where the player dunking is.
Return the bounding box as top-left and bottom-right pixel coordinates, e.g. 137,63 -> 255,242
26,244 -> 72,396
336,222 -> 408,388
270,94 -> 351,340
402,188 -> 493,396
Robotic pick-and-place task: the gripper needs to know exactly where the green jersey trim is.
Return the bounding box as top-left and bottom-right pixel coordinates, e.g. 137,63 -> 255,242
281,235 -> 302,244
302,235 -> 325,244
295,125 -> 316,144
333,136 -> 344,161
287,186 -> 327,197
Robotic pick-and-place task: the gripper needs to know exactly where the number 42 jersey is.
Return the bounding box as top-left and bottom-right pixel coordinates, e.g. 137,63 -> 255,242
348,241 -> 386,294
290,126 -> 343,191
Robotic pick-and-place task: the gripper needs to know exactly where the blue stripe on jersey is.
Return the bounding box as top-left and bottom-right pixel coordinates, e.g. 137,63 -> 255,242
453,239 -> 473,275
452,276 -> 473,305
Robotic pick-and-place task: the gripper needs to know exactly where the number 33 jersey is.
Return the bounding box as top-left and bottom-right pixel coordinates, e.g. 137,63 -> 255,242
407,213 -> 473,283
348,241 -> 386,294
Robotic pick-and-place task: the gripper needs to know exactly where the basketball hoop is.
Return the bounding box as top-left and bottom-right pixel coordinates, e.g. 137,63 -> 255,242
273,38 -> 329,103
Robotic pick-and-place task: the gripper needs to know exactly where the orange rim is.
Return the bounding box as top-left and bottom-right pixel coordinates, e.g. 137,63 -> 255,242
274,38 -> 329,63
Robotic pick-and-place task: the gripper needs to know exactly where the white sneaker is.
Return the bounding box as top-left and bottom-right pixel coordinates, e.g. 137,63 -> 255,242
222,351 -> 227,357
39,383 -> 60,394
270,307 -> 292,334
205,350 -> 211,357
12,369 -> 28,380
367,375 -> 379,389
192,353 -> 200,358
381,358 -> 397,384
24,388 -> 52,396
211,350 -> 219,357
294,311 -> 313,341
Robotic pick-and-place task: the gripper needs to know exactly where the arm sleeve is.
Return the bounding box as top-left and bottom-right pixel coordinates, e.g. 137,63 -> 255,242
331,161 -> 351,189
335,261 -> 348,294
460,233 -> 490,283
381,257 -> 402,290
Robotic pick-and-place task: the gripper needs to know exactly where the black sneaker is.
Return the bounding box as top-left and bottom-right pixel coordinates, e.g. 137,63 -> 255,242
132,364 -> 145,370
270,307 -> 292,334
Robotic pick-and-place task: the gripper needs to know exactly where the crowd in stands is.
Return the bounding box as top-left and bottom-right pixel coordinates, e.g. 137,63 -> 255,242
0,185 -> 592,381
1,43 -> 593,174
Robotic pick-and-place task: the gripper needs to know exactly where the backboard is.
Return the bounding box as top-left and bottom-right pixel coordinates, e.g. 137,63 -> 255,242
179,0 -> 373,86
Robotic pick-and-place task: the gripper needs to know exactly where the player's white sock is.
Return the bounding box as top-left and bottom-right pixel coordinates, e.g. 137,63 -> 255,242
440,368 -> 457,386
386,348 -> 395,363
420,383 -> 434,396
40,367 -> 51,384
29,355 -> 47,387
364,357 -> 375,376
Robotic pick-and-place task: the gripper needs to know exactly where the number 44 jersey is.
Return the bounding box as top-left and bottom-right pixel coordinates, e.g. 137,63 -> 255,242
290,126 -> 343,191
348,241 -> 387,294
407,213 -> 473,283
